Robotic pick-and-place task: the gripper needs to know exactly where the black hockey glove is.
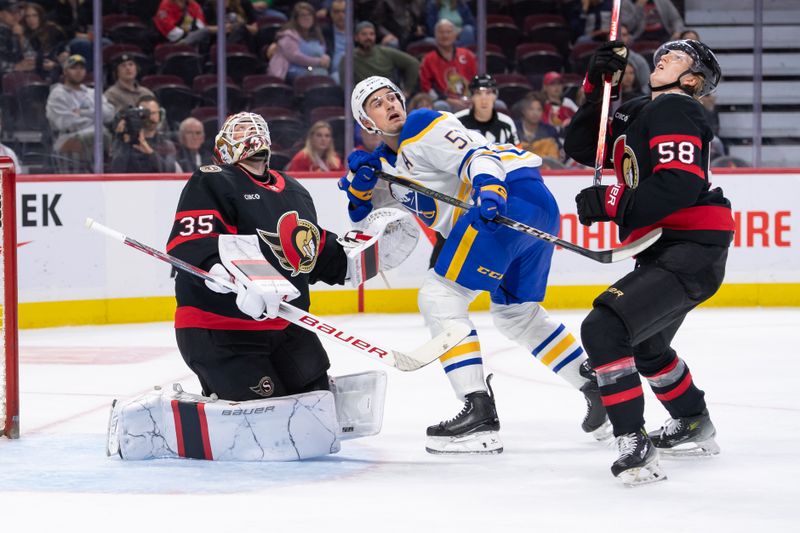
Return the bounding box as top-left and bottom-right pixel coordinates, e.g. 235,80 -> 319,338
583,40 -> 628,104
575,183 -> 632,226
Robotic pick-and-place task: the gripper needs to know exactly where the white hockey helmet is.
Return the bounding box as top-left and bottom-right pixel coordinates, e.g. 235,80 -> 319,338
351,76 -> 405,135
214,112 -> 271,165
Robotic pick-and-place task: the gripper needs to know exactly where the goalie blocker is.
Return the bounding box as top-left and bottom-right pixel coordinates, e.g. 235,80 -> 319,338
107,371 -> 387,461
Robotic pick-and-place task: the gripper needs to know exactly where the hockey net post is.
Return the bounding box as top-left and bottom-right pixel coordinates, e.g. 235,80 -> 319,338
0,156 -> 19,438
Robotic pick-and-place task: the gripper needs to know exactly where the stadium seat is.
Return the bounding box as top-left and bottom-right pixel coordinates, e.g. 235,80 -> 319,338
267,116 -> 306,151
250,106 -> 300,121
159,52 -> 204,86
193,75 -> 243,111
268,150 -> 291,171
569,41 -> 601,74
242,74 -> 285,95
154,43 -> 198,65
107,20 -> 151,47
406,41 -> 437,60
510,0 -> 559,16
516,43 -> 564,75
526,22 -> 572,58
487,22 -> 522,58
255,20 -> 283,53
249,82 -> 294,108
308,106 -> 345,124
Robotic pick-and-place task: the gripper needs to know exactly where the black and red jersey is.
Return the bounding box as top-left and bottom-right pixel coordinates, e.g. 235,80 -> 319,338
565,93 -> 734,247
166,164 -> 347,331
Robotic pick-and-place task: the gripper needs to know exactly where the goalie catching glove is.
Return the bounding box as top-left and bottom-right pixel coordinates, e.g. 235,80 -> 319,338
206,235 -> 301,320
338,207 -> 420,287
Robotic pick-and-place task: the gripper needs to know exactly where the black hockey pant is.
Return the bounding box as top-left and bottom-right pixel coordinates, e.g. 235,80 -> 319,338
176,324 -> 331,402
580,241 -> 728,436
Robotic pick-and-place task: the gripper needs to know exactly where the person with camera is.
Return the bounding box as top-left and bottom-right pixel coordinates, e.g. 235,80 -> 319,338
110,95 -> 178,173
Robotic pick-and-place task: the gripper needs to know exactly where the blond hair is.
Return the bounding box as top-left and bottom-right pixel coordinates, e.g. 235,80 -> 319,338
303,121 -> 341,171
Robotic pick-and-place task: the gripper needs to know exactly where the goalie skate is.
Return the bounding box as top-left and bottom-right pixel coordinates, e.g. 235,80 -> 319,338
611,429 -> 667,487
647,409 -> 720,457
425,374 -> 502,455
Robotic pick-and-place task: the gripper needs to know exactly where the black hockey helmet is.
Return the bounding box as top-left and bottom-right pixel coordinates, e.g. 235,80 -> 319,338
652,39 -> 721,97
469,74 -> 497,92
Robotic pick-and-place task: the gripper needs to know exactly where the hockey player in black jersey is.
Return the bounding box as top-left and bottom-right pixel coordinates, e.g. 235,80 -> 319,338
564,39 -> 731,485
166,112 -> 415,403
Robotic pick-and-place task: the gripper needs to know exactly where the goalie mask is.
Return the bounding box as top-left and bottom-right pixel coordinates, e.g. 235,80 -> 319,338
651,39 -> 721,97
351,76 -> 405,136
214,112 -> 272,166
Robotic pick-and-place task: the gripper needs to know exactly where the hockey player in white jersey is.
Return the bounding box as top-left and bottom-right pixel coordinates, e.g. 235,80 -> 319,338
339,76 -> 610,454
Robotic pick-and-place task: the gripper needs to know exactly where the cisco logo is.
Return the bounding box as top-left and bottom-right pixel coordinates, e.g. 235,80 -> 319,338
244,193 -> 261,200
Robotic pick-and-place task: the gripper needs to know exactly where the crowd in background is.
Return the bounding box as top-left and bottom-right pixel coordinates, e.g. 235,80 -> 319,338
0,0 -> 734,174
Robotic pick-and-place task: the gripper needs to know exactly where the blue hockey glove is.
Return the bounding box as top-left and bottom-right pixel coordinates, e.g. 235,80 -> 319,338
472,174 -> 508,220
347,149 -> 382,173
337,174 -> 373,223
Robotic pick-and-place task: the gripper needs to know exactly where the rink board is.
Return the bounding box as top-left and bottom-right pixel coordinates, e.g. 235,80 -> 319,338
14,169 -> 800,327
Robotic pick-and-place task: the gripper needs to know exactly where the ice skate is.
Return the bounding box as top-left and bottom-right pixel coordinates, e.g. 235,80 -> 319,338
611,429 -> 667,486
647,409 -> 720,457
426,374 -> 503,455
579,361 -> 612,441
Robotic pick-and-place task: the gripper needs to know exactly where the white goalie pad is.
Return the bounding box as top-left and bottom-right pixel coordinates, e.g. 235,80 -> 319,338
106,372 -> 388,461
218,234 -> 301,303
329,370 -> 387,440
107,384 -> 341,461
339,208 -> 420,287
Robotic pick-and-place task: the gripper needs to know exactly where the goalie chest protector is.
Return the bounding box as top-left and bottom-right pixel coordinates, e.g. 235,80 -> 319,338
167,165 -> 348,329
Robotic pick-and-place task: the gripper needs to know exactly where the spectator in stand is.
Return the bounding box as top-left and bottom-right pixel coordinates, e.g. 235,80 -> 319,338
0,112 -> 21,171
407,92 -> 435,111
419,19 -> 476,112
514,93 -> 562,161
425,0 -> 474,47
620,23 -> 651,95
342,21 -> 419,95
286,120 -> 344,172
104,54 -> 155,114
110,94 -> 179,173
619,63 -> 645,103
323,0 -> 346,83
251,0 -> 288,19
371,0 -> 427,50
0,1 -> 25,75
454,74 -> 519,145
202,0 -> 258,52
576,0 -> 637,44
175,117 -> 212,172
154,0 -> 213,47
623,0 -> 685,41
46,54 -> 114,168
267,2 -> 330,84
51,0 -> 95,70
680,29 -> 700,41
20,2 -> 68,84
541,71 -> 578,135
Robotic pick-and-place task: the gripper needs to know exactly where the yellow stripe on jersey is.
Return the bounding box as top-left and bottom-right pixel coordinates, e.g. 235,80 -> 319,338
540,334 -> 576,365
450,180 -> 471,227
439,341 -> 481,362
399,114 -> 448,150
444,223 -> 478,281
459,149 -> 501,182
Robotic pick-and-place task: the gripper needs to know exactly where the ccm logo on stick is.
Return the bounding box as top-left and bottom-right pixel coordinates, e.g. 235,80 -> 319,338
299,315 -> 388,358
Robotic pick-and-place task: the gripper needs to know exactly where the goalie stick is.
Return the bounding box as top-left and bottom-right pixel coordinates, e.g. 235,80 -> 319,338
594,0 -> 622,186
85,218 -> 469,371
374,171 -> 661,264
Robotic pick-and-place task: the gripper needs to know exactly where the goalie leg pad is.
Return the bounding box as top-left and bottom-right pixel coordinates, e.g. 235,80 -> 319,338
329,370 -> 387,440
107,385 -> 341,461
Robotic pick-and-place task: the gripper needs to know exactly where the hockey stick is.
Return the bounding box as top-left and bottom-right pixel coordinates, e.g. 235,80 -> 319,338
375,171 -> 661,264
85,218 -> 469,371
593,0 -> 622,186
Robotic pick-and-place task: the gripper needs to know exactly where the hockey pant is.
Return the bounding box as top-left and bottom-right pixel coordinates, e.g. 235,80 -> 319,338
580,241 -> 729,436
175,324 -> 331,401
107,371 -> 387,461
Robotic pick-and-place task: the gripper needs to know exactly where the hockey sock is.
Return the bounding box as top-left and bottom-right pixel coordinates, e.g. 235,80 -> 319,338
491,302 -> 587,390
640,355 -> 706,419
439,329 -> 487,399
595,356 -> 645,436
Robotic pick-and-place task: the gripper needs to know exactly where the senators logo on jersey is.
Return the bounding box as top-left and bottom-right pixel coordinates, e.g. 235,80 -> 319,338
613,135 -> 640,188
258,211 -> 320,276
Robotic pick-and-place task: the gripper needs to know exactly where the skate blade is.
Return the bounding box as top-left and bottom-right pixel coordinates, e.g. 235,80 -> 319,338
616,461 -> 668,487
659,438 -> 720,458
589,420 -> 614,442
426,431 -> 503,455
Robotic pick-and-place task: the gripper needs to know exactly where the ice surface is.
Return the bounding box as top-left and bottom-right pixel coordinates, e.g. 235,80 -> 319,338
1,309 -> 798,532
